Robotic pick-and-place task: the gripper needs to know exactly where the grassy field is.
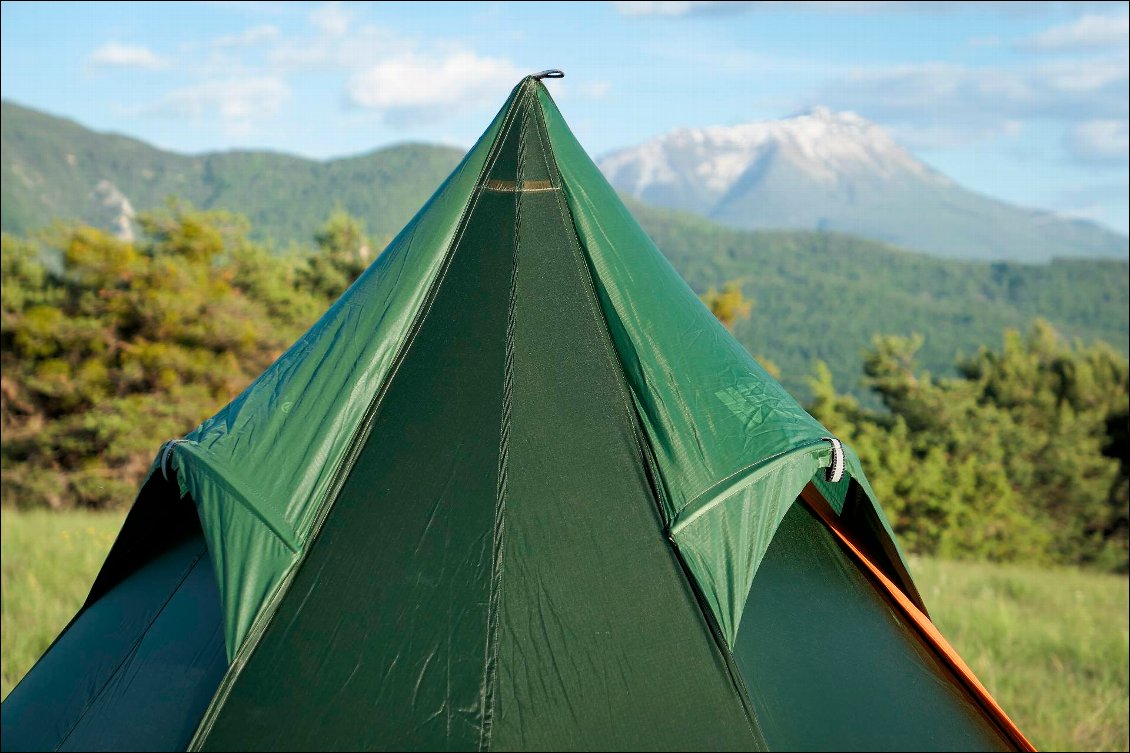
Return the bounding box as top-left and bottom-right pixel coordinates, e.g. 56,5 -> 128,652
1,508 -> 121,699
910,556 -> 1129,751
2,508 -> 1127,751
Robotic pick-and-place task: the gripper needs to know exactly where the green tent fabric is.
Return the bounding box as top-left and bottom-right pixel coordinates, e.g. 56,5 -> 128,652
0,75 -> 1030,753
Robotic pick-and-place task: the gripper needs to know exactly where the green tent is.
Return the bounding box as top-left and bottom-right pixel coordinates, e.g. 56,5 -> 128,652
1,74 -> 1033,753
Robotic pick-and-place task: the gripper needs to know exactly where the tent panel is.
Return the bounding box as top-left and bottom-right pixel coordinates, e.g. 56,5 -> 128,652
733,502 -> 1012,752
672,444 -> 829,645
534,89 -> 828,522
194,134 -> 524,750
57,552 -> 225,752
488,104 -> 762,752
167,88 -> 512,659
0,513 -> 224,753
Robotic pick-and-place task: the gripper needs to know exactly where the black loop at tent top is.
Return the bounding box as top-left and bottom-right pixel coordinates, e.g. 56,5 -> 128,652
533,69 -> 565,80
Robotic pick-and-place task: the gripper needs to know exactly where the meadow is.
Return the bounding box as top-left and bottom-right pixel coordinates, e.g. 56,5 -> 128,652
2,508 -> 1127,751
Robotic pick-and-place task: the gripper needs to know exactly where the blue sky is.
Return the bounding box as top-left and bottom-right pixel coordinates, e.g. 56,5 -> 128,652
2,1 -> 1127,233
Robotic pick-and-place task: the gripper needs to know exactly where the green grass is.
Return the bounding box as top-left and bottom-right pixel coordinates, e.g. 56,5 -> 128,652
1,509 -> 1127,750
1,508 -> 121,698
910,556 -> 1130,752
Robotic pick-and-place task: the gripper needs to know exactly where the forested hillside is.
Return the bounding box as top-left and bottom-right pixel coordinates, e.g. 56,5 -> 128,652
635,203 -> 1129,398
2,101 -> 463,244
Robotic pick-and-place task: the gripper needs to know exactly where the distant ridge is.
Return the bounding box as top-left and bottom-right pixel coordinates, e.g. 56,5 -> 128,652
1,100 -> 464,244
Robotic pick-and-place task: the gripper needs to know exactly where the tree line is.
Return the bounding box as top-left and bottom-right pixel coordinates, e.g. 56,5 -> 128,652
3,206 -> 1127,571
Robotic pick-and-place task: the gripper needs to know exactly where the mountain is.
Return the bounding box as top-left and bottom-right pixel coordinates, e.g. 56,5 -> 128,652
1,101 -> 1126,400
1,100 -> 463,245
629,200 -> 1127,398
6,99 -> 1125,263
599,108 -> 1129,262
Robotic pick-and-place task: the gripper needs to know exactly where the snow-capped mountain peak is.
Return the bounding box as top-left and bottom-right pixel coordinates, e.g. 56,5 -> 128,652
592,107 -> 1126,261
599,108 -> 947,203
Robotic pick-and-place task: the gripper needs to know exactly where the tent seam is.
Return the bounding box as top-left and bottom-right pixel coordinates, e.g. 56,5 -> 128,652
530,105 -> 685,543
478,88 -> 529,753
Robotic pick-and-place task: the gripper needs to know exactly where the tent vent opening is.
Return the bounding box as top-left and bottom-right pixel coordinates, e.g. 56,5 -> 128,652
485,179 -> 557,193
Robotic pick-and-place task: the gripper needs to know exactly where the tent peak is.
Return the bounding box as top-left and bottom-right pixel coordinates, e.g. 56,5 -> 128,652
531,69 -> 564,80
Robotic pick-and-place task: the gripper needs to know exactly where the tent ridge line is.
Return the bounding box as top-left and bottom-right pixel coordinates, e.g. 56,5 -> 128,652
186,85 -> 532,753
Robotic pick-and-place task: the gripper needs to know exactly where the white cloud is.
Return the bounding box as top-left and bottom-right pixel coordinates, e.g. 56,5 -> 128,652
814,57 -> 1127,125
211,9 -> 524,128
1067,119 -> 1130,162
138,77 -> 290,123
1038,55 -> 1127,92
89,42 -> 168,70
348,52 -> 523,125
269,24 -> 398,72
310,1 -> 351,36
213,24 -> 280,48
890,120 -> 1024,150
804,56 -> 1128,157
1022,12 -> 1130,51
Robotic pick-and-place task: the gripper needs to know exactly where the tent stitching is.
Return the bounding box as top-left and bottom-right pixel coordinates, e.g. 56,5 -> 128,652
477,88 -> 531,753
